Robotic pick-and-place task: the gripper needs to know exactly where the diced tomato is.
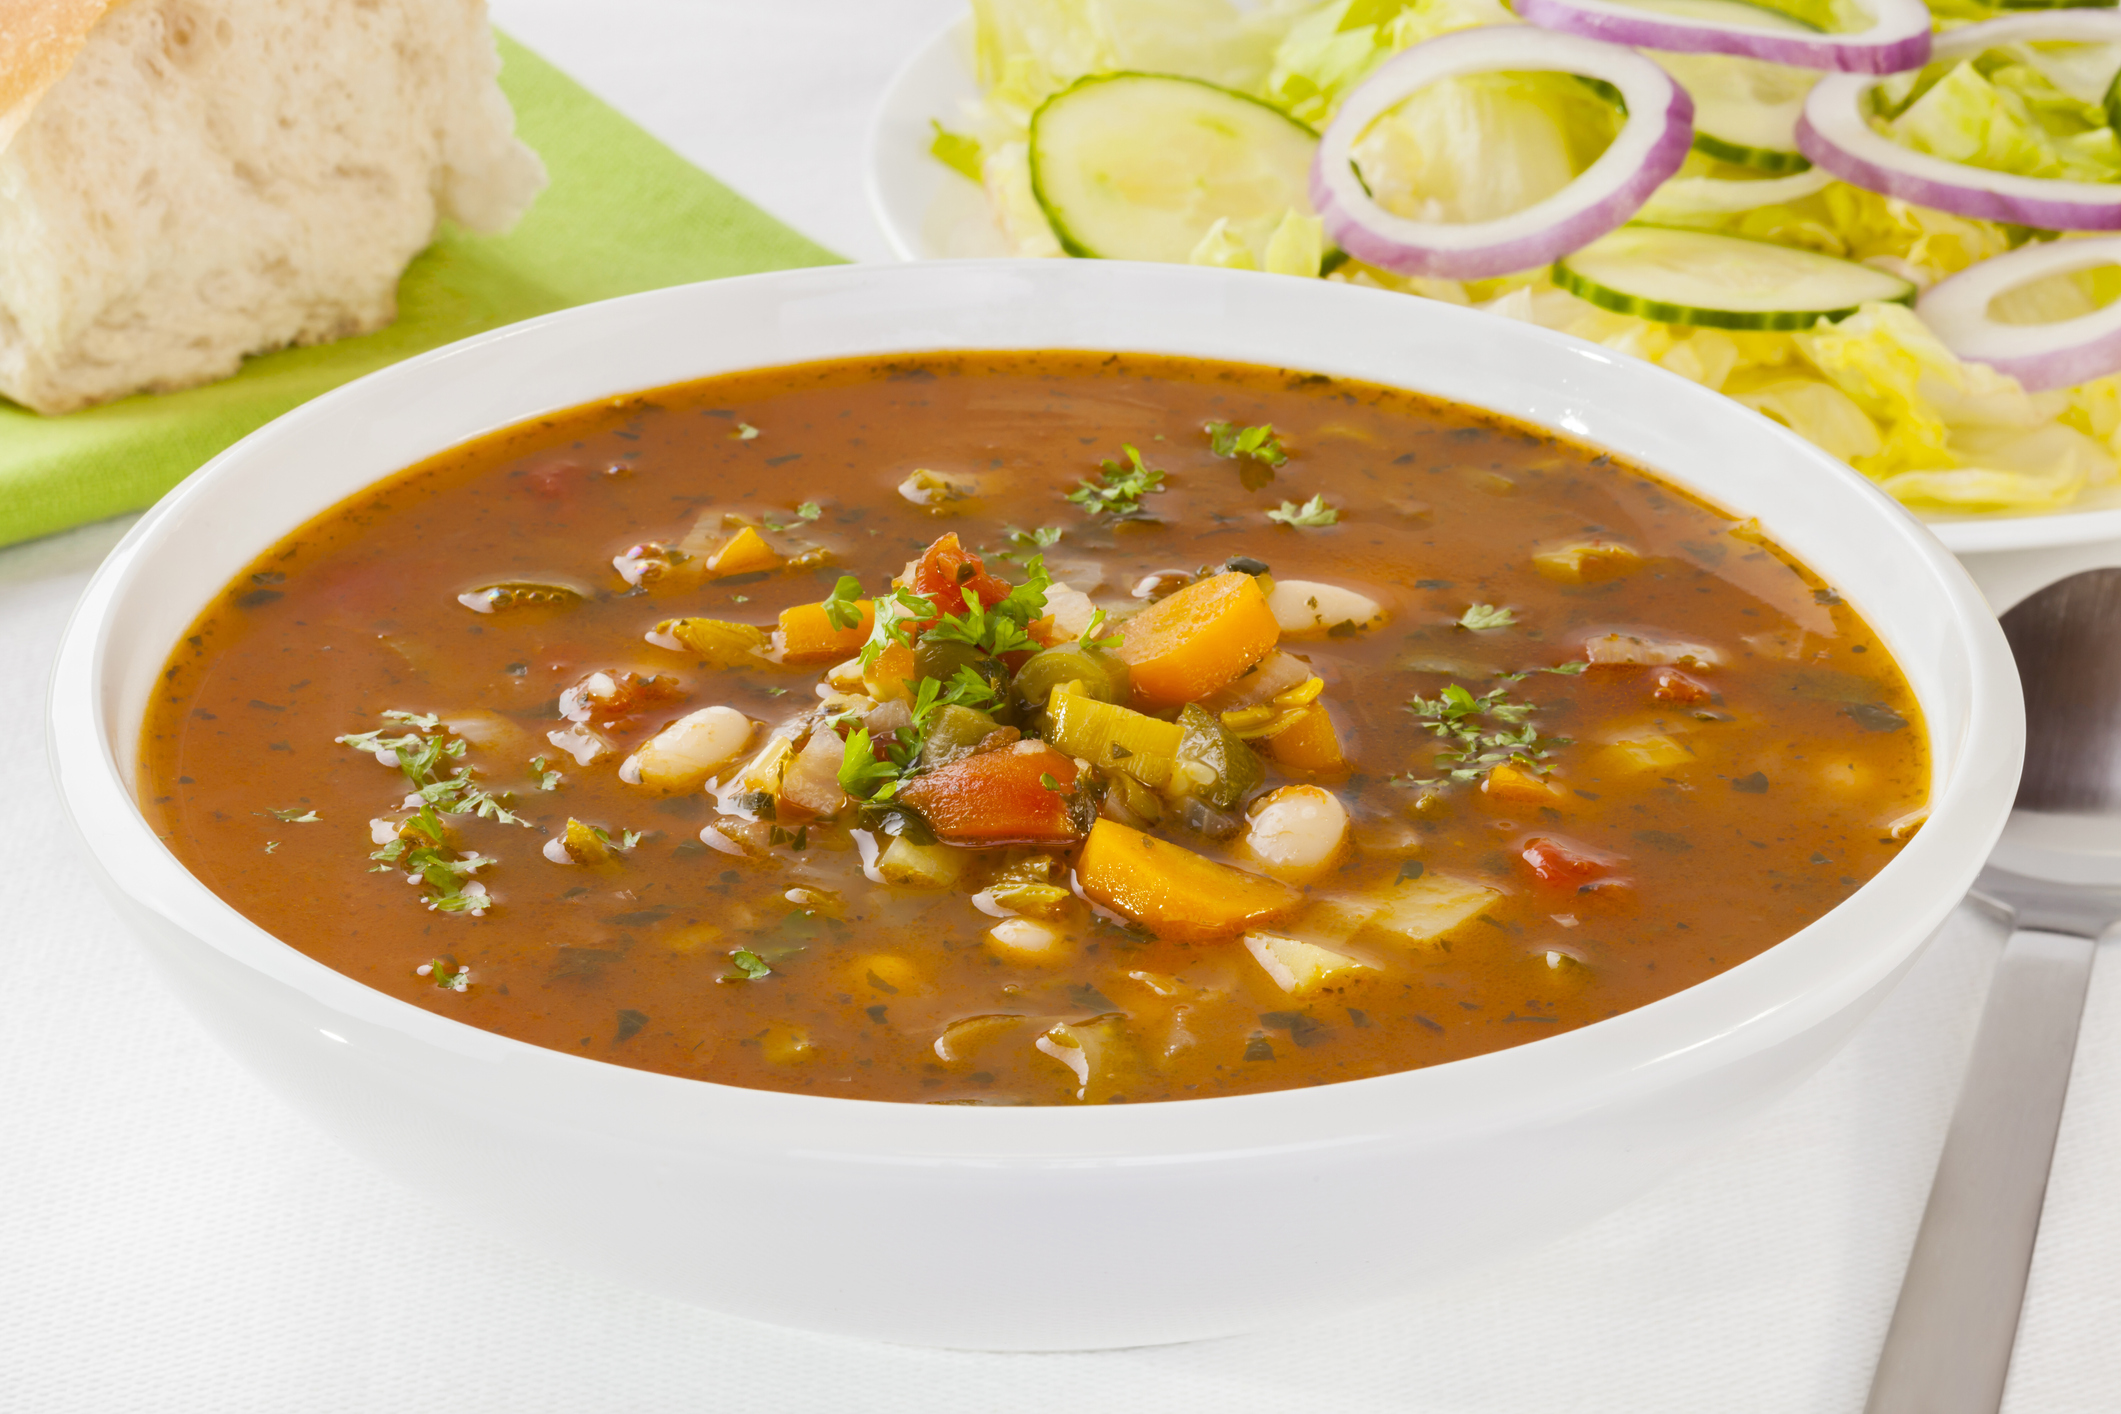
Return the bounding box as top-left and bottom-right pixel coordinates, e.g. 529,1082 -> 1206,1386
910,533 -> 1014,618
1651,668 -> 1715,705
1520,836 -> 1622,889
896,743 -> 1082,845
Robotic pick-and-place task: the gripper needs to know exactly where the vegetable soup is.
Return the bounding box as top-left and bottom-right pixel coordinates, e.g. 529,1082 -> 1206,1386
140,351 -> 1929,1104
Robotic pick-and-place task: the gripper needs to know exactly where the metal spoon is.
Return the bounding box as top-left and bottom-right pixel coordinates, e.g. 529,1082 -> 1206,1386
1868,568 -> 2121,1414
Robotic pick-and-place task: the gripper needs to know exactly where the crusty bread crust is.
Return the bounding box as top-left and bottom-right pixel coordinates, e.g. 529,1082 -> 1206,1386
0,0 -> 115,153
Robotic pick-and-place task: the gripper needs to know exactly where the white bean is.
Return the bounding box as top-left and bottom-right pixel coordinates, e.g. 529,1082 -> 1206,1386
1239,785 -> 1350,885
1266,579 -> 1383,638
987,917 -> 1070,965
621,706 -> 754,792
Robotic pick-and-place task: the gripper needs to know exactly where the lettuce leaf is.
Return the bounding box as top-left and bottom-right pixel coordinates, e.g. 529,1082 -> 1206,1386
1350,71 -> 1622,223
1262,0 -> 1515,126
1876,51 -> 2121,184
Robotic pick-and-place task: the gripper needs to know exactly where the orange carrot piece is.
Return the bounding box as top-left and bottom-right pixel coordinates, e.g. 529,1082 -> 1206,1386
1075,820 -> 1300,943
1115,572 -> 1279,708
862,640 -> 917,703
896,744 -> 1082,845
778,600 -> 874,662
1264,704 -> 1346,773
709,525 -> 780,576
1483,762 -> 1567,805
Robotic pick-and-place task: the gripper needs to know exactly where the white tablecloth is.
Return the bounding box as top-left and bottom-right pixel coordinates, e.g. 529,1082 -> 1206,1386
7,5 -> 2121,1409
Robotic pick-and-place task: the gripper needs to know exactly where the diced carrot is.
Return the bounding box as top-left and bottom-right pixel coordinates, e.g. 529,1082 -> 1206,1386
1076,820 -> 1301,944
709,525 -> 779,576
1651,668 -> 1715,705
1115,572 -> 1279,708
1520,836 -> 1622,889
896,743 -> 1082,845
910,532 -> 1014,618
1484,762 -> 1567,805
1264,704 -> 1345,773
778,600 -> 874,662
862,640 -> 917,703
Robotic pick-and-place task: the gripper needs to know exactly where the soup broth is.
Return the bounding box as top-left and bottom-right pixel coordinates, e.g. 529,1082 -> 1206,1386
140,352 -> 1928,1104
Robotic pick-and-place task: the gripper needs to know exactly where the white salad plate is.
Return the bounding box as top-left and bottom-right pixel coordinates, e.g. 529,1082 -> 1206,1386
864,14 -> 2121,561
52,259 -> 2018,1350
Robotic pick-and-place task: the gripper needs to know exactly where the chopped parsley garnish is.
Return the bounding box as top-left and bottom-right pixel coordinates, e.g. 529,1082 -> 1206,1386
529,756 -> 562,791
824,574 -> 866,631
859,585 -> 939,669
1267,494 -> 1337,527
1494,661 -> 1587,682
733,422 -> 760,441
264,841 -> 280,853
1406,682 -> 1569,784
838,728 -> 902,801
337,711 -> 528,914
263,807 -> 318,823
928,120 -> 983,182
1068,446 -> 1166,521
922,563 -> 1050,658
727,949 -> 773,981
1457,604 -> 1516,631
1206,421 -> 1288,469
998,525 -> 1064,561
796,501 -> 823,521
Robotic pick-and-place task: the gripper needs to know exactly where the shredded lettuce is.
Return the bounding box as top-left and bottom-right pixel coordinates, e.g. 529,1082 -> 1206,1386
1262,0 -> 1516,125
1350,71 -> 1622,223
1875,49 -> 2121,184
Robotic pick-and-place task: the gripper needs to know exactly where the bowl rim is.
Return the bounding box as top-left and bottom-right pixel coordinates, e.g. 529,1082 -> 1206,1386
48,259 -> 2024,1161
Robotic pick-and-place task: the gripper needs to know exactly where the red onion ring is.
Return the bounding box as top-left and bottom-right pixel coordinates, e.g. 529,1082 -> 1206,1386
1309,29 -> 1693,280
1513,0 -> 1930,75
1798,13 -> 2121,230
1917,237 -> 2121,391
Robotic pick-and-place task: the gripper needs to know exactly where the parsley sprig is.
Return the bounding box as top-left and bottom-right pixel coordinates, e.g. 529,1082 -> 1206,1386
998,525 -> 1063,562
1068,446 -> 1166,520
1267,494 -> 1338,527
337,711 -> 530,913
823,574 -> 866,631
1075,608 -> 1123,653
1458,603 -> 1516,631
1206,421 -> 1288,467
1405,683 -> 1570,784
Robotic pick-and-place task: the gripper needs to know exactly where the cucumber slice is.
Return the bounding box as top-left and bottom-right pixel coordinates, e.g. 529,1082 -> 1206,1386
1553,226 -> 1917,329
1650,50 -> 1819,174
1029,73 -> 1318,262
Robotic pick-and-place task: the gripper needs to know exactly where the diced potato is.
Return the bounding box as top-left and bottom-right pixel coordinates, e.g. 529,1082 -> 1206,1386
650,617 -> 772,668
1532,539 -> 1642,584
1239,785 -> 1350,884
758,1023 -> 815,1065
1360,873 -> 1500,948
708,524 -> 780,576
848,953 -> 927,996
719,733 -> 795,816
1265,579 -> 1385,637
621,706 -> 754,792
1244,931 -> 1370,994
1596,734 -> 1695,774
1484,762 -> 1569,805
876,836 -> 968,888
779,728 -> 848,818
987,917 -> 1072,965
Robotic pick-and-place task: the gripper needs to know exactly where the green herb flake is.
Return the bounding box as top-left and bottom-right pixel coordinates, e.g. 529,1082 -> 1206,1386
728,949 -> 773,981
264,840 -> 280,853
1068,446 -> 1167,521
529,756 -> 562,791
1406,681 -> 1570,784
928,119 -> 984,182
733,422 -> 760,441
262,807 -> 319,823
797,501 -> 823,521
838,727 -> 902,801
1075,607 -> 1123,653
1458,604 -> 1517,631
1267,494 -> 1337,528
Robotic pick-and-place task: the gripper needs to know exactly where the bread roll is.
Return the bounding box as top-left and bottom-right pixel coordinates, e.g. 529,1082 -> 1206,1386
0,0 -> 547,415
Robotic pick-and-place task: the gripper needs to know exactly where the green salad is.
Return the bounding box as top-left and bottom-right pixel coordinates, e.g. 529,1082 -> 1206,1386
938,0 -> 2121,516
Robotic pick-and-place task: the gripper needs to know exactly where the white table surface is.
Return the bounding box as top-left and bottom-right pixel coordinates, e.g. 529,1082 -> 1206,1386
8,4 -> 2121,1409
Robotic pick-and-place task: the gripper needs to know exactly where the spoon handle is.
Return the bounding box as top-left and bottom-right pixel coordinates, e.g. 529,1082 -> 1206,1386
1866,927 -> 2099,1414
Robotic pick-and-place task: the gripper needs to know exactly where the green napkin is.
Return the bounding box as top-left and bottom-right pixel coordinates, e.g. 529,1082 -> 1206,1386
0,33 -> 842,550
